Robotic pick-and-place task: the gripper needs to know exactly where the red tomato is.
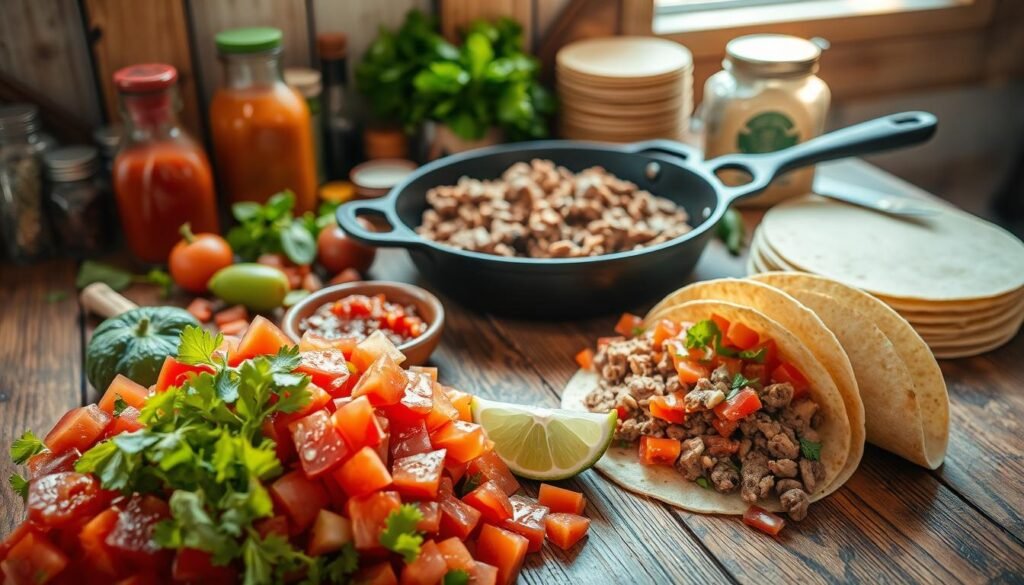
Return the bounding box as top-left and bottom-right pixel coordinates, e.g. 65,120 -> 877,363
466,450 -> 520,497
104,406 -> 145,437
649,391 -> 687,424
262,413 -> 297,464
105,495 -> 172,572
501,495 -> 548,553
674,359 -> 709,385
385,371 -> 434,423
545,513 -> 591,550
638,436 -> 681,466
349,330 -> 405,373
389,419 -> 432,460
97,375 -> 150,415
392,449 -> 446,499
469,561 -> 499,585
332,446 -> 392,498
710,313 -> 731,338
298,331 -> 358,355
78,507 -> 120,576
726,322 -> 760,350
537,483 -> 587,515
430,420 -> 488,463
231,316 -> 293,365
171,548 -> 236,583
255,515 -> 290,540
715,388 -> 763,422
352,561 -> 398,585
574,348 -> 594,370
445,387 -> 473,422
168,226 -> 233,294
289,410 -> 349,479
712,417 -> 739,438
307,509 -> 353,556
414,501 -> 441,534
269,470 -> 330,533
613,313 -> 644,337
760,338 -> 780,371
436,536 -> 475,572
332,395 -> 387,451
154,357 -> 213,392
26,449 -> 80,479
44,405 -> 111,455
438,485 -> 482,541
475,523 -> 529,585
425,384 -> 460,431
743,505 -> 786,536
462,481 -> 513,524
347,490 -> 402,551
716,356 -> 743,377
317,221 -> 376,275
0,528 -> 68,584
400,539 -> 447,585
296,350 -> 353,397
351,355 -> 407,406
772,362 -> 810,399
651,319 -> 680,348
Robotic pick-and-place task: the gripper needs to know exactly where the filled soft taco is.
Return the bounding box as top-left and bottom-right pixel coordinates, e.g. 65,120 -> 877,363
562,300 -> 851,520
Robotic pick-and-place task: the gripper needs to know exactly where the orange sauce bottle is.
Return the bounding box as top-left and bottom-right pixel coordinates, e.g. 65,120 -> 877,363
112,64 -> 219,264
209,27 -> 318,214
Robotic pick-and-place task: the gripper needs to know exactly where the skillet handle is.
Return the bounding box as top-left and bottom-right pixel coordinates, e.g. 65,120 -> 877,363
624,139 -> 698,162
707,111 -> 937,204
337,198 -> 423,249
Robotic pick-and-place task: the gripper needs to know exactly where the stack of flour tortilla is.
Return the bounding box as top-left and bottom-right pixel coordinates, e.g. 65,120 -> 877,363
748,195 -> 1024,358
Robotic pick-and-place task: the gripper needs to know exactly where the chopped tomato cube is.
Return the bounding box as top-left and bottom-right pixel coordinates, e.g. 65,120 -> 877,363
545,513 -> 591,550
0,528 -> 68,584
710,313 -> 731,338
674,359 -> 709,385
743,505 -> 786,536
475,524 -> 529,585
425,385 -> 460,431
392,449 -> 445,499
444,387 -> 473,422
638,436 -> 681,466
409,365 -> 438,383
537,483 -> 587,515
154,356 -> 213,392
438,489 -> 482,540
171,548 -> 236,582
230,316 -> 293,365
26,449 -> 79,480
352,561 -> 398,585
332,395 -> 387,451
332,446 -> 392,498
390,419 -> 432,460
435,536 -> 475,572
771,362 -> 810,399
296,349 -> 353,397
714,388 -> 762,422
280,384 -> 333,426
501,495 -> 548,552
400,539 -> 447,585
760,339 -> 780,371
255,515 -> 290,539
299,331 -> 358,356
213,304 -> 248,326
463,481 -> 513,524
712,417 -> 739,438
614,313 -> 644,337
469,561 -> 499,585
386,371 -> 434,422
466,450 -> 520,496
44,404 -> 111,455
104,406 -> 145,437
726,322 -> 760,350
307,509 -> 353,556
78,507 -> 119,576
97,375 -> 150,415
574,348 -> 595,370
350,330 -> 406,373
289,410 -> 349,479
262,413 -> 296,464
347,490 -> 402,551
716,356 -> 743,377
105,495 -> 171,572
351,354 -> 407,406
269,470 -> 330,532
185,297 -> 214,323
651,319 -> 680,348
414,500 -> 441,534
649,391 -> 687,424
430,420 -> 488,463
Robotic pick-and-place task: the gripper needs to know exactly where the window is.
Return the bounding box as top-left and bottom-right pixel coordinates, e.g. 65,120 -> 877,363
656,0 -> 817,16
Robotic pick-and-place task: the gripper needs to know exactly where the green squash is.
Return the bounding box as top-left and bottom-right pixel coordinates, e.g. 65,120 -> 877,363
86,306 -> 199,391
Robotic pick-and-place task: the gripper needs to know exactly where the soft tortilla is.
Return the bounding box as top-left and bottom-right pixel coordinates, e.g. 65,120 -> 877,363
561,300 -> 851,515
750,272 -> 949,469
643,279 -> 865,498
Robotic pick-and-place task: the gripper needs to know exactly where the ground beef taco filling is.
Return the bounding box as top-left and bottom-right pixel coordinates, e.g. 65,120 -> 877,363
582,317 -> 826,521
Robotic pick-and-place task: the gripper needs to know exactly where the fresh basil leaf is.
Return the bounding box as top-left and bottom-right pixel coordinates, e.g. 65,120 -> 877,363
280,222 -> 317,265
233,202 -> 263,222
76,260 -> 133,291
10,430 -> 47,464
800,438 -> 821,461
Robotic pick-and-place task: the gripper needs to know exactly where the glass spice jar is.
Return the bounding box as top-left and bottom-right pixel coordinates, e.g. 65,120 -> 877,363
43,146 -> 107,257
0,103 -> 53,262
702,34 -> 830,207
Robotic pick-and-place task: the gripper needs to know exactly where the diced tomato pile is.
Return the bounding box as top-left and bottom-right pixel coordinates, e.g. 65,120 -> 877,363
2,317 -> 591,584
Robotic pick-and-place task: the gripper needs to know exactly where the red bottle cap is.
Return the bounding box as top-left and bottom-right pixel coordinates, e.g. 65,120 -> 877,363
113,64 -> 178,93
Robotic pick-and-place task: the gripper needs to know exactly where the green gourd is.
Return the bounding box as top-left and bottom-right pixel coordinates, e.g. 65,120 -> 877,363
86,306 -> 198,391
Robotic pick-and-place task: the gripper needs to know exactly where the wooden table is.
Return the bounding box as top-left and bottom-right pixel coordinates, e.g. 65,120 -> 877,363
2,160 -> 1022,584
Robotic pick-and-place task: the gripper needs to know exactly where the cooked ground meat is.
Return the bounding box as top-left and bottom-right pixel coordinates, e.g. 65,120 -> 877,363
740,451 -> 774,503
759,382 -> 795,411
710,461 -> 740,493
768,458 -> 799,478
676,438 -> 705,481
800,459 -> 825,494
780,488 -> 810,521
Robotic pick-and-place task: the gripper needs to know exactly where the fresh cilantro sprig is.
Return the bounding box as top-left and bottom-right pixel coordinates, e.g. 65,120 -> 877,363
800,438 -> 821,461
9,474 -> 29,500
685,319 -> 768,363
444,569 -> 471,585
379,504 -> 424,563
10,430 -> 47,464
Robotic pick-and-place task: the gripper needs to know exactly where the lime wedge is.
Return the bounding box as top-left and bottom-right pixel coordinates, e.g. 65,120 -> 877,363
471,397 -> 617,481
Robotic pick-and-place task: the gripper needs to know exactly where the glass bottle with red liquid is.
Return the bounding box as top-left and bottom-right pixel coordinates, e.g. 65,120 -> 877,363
112,64 -> 219,264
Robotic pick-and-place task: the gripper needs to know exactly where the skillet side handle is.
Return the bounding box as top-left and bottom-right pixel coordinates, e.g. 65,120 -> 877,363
709,111 -> 938,204
336,198 -> 423,249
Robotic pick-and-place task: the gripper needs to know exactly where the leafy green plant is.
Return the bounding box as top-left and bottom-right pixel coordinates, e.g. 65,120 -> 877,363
357,10 -> 554,141
226,191 -> 338,266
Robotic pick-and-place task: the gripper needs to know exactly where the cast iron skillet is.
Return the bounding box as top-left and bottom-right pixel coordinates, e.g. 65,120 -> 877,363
337,112 -> 937,317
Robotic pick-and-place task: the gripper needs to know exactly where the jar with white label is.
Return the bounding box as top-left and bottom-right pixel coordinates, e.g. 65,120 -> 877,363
702,34 -> 830,207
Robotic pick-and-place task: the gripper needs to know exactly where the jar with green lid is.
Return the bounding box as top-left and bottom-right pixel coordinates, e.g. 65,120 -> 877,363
702,34 -> 830,207
0,103 -> 53,261
43,146 -> 107,257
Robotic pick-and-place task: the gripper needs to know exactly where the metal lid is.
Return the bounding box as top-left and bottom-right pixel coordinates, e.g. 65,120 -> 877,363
0,103 -> 40,138
216,27 -> 283,54
43,146 -> 99,182
113,64 -> 178,93
725,34 -> 821,78
93,126 -> 122,158
283,68 -> 322,98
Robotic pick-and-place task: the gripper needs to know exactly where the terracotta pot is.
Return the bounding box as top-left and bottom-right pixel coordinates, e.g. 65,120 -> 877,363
426,122 -> 503,160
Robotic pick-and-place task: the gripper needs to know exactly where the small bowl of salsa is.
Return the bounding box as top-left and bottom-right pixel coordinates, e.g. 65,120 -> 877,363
282,281 -> 444,365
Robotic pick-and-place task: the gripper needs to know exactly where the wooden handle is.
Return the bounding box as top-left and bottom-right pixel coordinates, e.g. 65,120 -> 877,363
81,283 -> 138,318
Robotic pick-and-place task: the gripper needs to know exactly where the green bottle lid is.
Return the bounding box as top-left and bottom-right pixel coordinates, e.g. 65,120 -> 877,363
215,27 -> 283,54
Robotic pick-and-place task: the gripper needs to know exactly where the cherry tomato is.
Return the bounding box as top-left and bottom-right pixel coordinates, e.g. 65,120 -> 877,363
317,219 -> 376,274
168,224 -> 233,294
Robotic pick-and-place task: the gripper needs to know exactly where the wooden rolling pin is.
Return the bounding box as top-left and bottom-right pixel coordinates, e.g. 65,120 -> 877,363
80,282 -> 139,319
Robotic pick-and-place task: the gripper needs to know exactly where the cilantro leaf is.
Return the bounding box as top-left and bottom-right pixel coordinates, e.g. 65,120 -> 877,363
177,326 -> 223,367
113,395 -> 129,417
9,473 -> 29,500
10,430 -> 47,464
695,477 -> 711,490
800,438 -> 821,461
630,326 -> 646,337
684,320 -> 720,350
444,569 -> 471,585
731,373 -> 753,391
322,543 -> 359,582
738,347 -> 767,363
458,472 -> 484,497
379,504 -> 424,563
155,490 -> 241,564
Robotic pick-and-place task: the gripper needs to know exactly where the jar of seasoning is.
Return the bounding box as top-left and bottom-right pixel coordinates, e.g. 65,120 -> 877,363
112,64 -> 220,264
283,67 -> 326,185
702,34 -> 830,207
43,146 -> 107,257
0,103 -> 53,261
210,27 -> 319,213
